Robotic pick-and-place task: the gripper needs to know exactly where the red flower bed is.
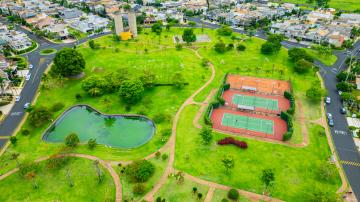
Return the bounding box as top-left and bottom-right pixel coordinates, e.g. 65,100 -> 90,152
218,137 -> 248,149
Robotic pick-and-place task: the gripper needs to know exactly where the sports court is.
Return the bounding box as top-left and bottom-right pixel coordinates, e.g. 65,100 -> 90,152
211,108 -> 287,141
222,113 -> 274,134
226,75 -> 290,95
222,90 -> 290,114
232,94 -> 278,111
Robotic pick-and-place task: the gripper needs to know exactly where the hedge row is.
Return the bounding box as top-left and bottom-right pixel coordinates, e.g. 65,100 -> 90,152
284,91 -> 295,115
281,111 -> 293,141
218,137 -> 248,149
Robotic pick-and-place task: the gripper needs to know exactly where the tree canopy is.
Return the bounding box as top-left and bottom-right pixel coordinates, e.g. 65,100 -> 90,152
182,28 -> 196,44
51,48 -> 85,77
28,106 -> 52,127
119,78 -> 145,103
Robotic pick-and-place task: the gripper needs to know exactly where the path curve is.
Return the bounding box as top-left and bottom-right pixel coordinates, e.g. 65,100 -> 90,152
0,153 -> 122,202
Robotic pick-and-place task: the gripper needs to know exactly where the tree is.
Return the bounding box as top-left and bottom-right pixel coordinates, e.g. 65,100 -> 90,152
81,75 -> 107,96
340,92 -> 355,102
50,48 -> 85,77
288,48 -> 314,63
88,40 -> 99,49
172,72 -> 186,89
65,133 -> 80,147
261,34 -> 283,54
306,86 -> 324,101
336,82 -> 354,92
261,42 -> 276,54
336,71 -> 356,82
217,25 -> 233,36
182,28 -> 196,44
260,169 -> 275,192
294,59 -> 313,73
197,193 -> 203,200
222,154 -> 235,173
315,0 -> 330,8
151,22 -> 162,35
199,127 -> 212,145
28,106 -> 52,127
227,189 -> 239,200
126,160 -> 155,182
214,41 -> 226,53
140,70 -> 156,88
318,162 -> 336,181
133,183 -> 146,195
88,138 -> 97,149
192,186 -> 198,193
119,78 -> 144,103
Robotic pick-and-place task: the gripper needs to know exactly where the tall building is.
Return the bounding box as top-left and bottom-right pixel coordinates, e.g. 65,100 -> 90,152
128,12 -> 137,37
114,12 -> 123,35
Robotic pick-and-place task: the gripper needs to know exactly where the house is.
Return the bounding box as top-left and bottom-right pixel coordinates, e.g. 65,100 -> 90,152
25,13 -> 55,29
59,8 -> 83,19
44,24 -> 69,40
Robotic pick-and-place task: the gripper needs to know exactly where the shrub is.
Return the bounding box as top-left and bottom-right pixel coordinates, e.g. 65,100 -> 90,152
227,189 -> 239,200
155,151 -> 161,159
214,41 -> 226,53
21,129 -> 30,136
294,59 -> 313,73
281,112 -> 293,141
153,113 -> 172,123
88,138 -> 97,149
221,199 -> 229,202
284,91 -> 295,115
217,25 -> 233,36
126,160 -> 155,182
226,43 -> 234,51
28,106 -> 53,127
75,93 -> 82,101
65,133 -> 80,147
18,161 -> 39,177
133,183 -> 146,195
199,127 -> 213,145
236,44 -> 246,51
46,155 -> 70,169
10,136 -> 17,145
217,137 -> 247,149
175,43 -> 182,50
161,153 -> 168,161
318,162 -> 336,181
51,102 -> 65,112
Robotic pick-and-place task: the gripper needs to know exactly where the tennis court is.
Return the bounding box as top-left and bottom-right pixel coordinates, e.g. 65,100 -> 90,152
221,113 -> 274,134
232,94 -> 279,111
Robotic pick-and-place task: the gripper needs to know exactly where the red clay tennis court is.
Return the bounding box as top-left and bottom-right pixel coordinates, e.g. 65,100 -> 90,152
211,108 -> 287,141
222,90 -> 290,114
226,75 -> 290,95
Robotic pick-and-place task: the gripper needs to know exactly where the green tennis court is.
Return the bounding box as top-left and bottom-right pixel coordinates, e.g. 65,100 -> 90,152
221,113 -> 274,134
232,94 -> 279,111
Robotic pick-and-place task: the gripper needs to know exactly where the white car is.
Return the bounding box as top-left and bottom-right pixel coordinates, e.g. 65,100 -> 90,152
325,97 -> 331,104
26,73 -> 31,81
326,113 -> 332,120
29,64 -> 33,69
24,102 -> 30,109
15,96 -> 20,102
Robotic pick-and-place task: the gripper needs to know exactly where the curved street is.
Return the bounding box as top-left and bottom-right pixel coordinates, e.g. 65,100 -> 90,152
0,17 -> 359,200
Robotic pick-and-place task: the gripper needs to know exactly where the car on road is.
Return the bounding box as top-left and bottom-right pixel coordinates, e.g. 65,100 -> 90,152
340,107 -> 346,114
327,113 -> 333,120
328,119 -> 334,127
24,102 -> 30,109
29,64 -> 33,69
325,97 -> 331,104
15,96 -> 20,102
26,73 -> 31,81
338,91 -> 342,95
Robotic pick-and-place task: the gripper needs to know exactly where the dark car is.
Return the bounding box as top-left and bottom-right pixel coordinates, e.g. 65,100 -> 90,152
328,119 -> 334,127
340,108 -> 346,114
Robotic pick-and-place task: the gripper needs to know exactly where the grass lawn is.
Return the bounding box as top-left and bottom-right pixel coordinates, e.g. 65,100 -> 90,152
39,48 -> 57,55
175,105 -> 341,201
0,28 -> 209,174
275,0 -> 360,11
117,151 -> 169,201
305,48 -> 337,66
155,175 -> 209,202
211,189 -> 250,202
0,157 -> 115,202
68,27 -> 88,40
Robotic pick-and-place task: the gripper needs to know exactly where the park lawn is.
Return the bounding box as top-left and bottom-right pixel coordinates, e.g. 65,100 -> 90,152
275,0 -> 360,11
117,151 -> 169,201
0,30 -> 210,174
211,189 -> 250,202
174,105 -> 341,201
155,175 -> 209,202
0,157 -> 115,202
305,48 -> 337,66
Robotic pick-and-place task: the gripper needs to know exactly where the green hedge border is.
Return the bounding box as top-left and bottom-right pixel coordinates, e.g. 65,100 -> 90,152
281,111 -> 293,141
284,91 -> 295,115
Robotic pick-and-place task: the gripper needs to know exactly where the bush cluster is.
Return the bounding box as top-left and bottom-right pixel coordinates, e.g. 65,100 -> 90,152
125,160 -> 155,183
284,91 -> 295,115
217,137 -> 248,149
281,111 -> 293,141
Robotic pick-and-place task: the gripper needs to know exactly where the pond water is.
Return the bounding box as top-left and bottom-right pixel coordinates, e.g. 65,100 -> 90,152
43,105 -> 155,149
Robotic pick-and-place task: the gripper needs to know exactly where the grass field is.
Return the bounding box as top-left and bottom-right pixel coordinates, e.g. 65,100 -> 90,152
0,157 -> 115,201
275,0 -> 360,11
155,175 -> 209,202
305,48 -> 337,66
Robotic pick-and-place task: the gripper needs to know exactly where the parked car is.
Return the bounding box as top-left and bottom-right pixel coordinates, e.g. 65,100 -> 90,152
15,96 -> 20,102
26,73 -> 31,81
325,97 -> 331,104
327,113 -> 333,120
328,119 -> 334,127
340,107 -> 346,114
24,102 -> 30,109
29,64 -> 33,69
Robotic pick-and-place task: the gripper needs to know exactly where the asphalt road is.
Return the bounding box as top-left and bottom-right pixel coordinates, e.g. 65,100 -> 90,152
0,17 -> 360,200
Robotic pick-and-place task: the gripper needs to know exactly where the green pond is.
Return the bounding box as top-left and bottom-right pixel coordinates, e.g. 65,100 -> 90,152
43,105 -> 155,149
